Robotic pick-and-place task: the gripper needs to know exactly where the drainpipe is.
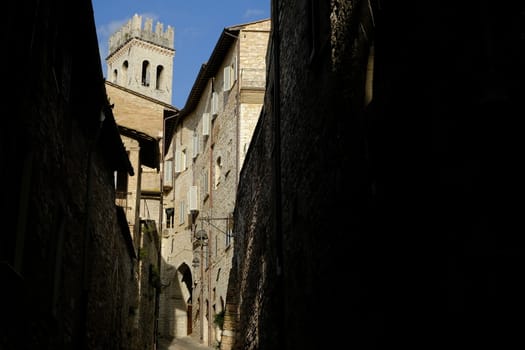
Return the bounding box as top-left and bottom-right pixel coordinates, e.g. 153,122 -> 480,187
207,103 -> 213,346
155,126 -> 163,350
235,40 -> 241,187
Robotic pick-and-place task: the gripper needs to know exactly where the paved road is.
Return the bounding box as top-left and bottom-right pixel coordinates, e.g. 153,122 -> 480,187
157,336 -> 216,350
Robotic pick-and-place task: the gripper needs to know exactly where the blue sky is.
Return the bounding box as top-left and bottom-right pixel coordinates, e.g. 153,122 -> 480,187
92,0 -> 270,108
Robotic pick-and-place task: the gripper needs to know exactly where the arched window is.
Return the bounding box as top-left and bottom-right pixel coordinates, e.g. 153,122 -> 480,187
112,69 -> 118,83
156,65 -> 164,89
122,60 -> 129,85
141,60 -> 150,86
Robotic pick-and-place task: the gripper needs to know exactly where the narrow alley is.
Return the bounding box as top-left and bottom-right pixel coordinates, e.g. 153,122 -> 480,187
2,1 -> 524,349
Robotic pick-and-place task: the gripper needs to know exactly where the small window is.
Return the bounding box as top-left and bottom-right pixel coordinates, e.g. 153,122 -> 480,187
225,214 -> 233,247
156,65 -> 164,89
202,113 -> 211,136
165,207 -> 174,228
122,61 -> 129,85
175,150 -> 181,172
232,55 -> 238,82
192,133 -> 199,158
188,186 -> 198,212
211,92 -> 219,116
179,201 -> 186,225
202,170 -> 209,198
115,170 -> 128,193
141,60 -> 150,86
115,169 -> 128,210
223,66 -> 232,91
164,158 -> 173,186
215,157 -> 222,189
175,149 -> 187,173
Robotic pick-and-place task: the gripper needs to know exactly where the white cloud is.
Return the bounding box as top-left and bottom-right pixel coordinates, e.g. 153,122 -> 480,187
243,8 -> 265,19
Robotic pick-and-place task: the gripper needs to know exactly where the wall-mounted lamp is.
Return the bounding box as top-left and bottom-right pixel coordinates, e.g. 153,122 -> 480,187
195,229 -> 208,242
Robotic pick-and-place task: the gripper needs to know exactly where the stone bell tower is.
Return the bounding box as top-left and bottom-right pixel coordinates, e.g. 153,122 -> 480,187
106,14 -> 175,104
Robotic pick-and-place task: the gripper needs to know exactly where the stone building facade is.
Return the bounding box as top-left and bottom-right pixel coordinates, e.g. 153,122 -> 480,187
226,1 -> 525,349
104,15 -> 178,350
1,0 -> 139,349
158,19 -> 270,348
105,80 -> 177,233
116,125 -> 164,350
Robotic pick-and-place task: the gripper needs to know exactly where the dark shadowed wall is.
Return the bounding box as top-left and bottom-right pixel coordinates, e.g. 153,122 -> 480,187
1,1 -> 138,349
226,1 -> 524,349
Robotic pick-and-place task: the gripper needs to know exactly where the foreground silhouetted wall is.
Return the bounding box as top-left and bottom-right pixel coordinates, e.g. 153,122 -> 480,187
1,1 -> 138,349
226,1 -> 524,349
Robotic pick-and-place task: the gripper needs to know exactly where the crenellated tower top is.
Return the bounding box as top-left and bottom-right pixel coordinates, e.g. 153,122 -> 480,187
108,14 -> 174,55
106,13 -> 175,104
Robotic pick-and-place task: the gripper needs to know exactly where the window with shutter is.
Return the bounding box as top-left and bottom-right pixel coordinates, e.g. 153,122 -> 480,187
211,92 -> 219,116
164,159 -> 173,186
179,201 -> 185,224
202,113 -> 211,136
174,149 -> 187,172
202,170 -> 209,198
223,66 -> 231,91
175,150 -> 182,173
188,186 -> 198,212
182,149 -> 187,171
215,157 -> 222,189
192,133 -> 199,158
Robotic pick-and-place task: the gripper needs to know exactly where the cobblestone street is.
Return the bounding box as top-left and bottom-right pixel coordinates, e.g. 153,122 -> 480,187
157,336 -> 215,350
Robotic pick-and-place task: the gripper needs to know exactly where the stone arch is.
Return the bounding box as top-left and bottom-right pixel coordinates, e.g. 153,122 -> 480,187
160,261 -> 195,339
169,263 -> 193,338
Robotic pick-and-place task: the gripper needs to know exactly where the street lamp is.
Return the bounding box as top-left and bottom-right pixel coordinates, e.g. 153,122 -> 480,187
195,229 -> 208,242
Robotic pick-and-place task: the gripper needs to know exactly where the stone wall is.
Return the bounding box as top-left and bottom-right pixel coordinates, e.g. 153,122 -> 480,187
105,82 -> 172,138
228,1 -> 371,348
1,1 -> 139,349
159,19 -> 270,347
227,0 -> 524,349
135,220 -> 162,350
